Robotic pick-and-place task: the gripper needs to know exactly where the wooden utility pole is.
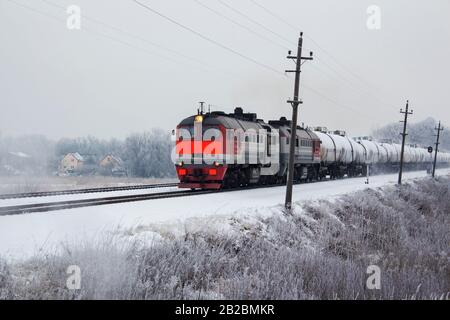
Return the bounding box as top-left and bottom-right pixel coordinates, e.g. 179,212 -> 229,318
284,32 -> 313,211
398,100 -> 413,185
432,121 -> 444,178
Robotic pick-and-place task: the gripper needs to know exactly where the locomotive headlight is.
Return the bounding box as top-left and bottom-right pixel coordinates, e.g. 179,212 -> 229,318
213,161 -> 220,167
194,115 -> 203,123
178,161 -> 184,167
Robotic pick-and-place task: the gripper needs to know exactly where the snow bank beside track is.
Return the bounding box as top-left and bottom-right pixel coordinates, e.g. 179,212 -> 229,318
0,169 -> 449,260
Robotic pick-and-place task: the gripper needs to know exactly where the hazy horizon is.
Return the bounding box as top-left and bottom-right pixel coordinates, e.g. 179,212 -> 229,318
1,0 -> 449,139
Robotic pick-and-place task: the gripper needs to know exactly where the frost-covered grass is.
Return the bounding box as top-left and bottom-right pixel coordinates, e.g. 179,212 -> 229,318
1,177 -> 449,300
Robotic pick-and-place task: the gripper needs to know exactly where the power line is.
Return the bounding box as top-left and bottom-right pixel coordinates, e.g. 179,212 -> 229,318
40,0 -> 219,71
193,0 -> 396,117
313,56 -> 398,111
285,71 -> 386,120
284,65 -> 377,119
249,0 -> 298,31
8,0 -> 400,123
132,0 -> 284,76
249,0 -> 373,84
302,83 -> 368,118
305,63 -> 376,107
192,0 -> 289,50
305,34 -> 392,103
220,0 -> 397,112
249,0 -> 398,110
14,0 -> 244,80
5,0 -> 210,73
216,0 -> 292,45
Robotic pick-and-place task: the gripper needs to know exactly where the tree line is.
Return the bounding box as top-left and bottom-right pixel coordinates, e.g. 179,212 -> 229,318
372,117 -> 450,151
0,129 -> 175,178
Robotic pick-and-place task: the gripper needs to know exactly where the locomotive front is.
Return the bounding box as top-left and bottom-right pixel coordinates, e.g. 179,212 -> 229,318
174,107 -> 275,189
175,112 -> 228,189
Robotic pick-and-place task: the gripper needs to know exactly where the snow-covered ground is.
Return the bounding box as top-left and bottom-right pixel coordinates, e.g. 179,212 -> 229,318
1,169 -> 449,261
0,176 -> 177,194
0,186 -> 180,207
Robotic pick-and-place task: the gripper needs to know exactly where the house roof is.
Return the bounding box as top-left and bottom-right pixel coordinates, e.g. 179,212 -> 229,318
102,154 -> 123,164
8,151 -> 31,158
71,152 -> 84,161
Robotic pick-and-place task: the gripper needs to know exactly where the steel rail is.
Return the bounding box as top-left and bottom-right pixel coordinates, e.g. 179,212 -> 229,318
0,189 -> 214,216
0,183 -> 179,200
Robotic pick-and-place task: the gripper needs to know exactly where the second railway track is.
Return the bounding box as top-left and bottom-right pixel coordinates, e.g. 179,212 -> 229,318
0,189 -> 215,216
0,182 -> 179,200
0,179 -> 324,216
1,170 -> 435,216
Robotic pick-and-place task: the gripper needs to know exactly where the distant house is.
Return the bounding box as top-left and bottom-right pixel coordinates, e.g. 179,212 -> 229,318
99,154 -> 122,168
60,152 -> 84,174
99,155 -> 126,176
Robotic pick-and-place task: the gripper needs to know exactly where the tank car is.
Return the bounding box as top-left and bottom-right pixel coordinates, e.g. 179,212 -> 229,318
313,128 -> 365,179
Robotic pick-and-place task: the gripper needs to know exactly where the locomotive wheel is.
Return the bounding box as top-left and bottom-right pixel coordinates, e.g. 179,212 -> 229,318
223,169 -> 241,188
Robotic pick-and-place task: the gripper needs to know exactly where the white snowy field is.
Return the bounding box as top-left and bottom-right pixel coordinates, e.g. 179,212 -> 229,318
0,176 -> 177,194
0,169 -> 449,261
0,186 -> 179,207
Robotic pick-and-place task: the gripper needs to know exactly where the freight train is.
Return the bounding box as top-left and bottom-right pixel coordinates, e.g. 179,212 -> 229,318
174,107 -> 450,189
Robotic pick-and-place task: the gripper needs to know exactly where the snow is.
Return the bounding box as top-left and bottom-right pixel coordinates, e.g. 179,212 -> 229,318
0,169 -> 449,261
8,151 -> 30,158
0,186 -> 180,207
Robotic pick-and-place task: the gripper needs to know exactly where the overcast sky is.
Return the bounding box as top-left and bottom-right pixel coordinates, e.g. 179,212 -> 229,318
1,0 -> 449,139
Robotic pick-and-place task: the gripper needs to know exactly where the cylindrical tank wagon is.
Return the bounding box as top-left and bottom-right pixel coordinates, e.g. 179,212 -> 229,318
313,129 -> 366,178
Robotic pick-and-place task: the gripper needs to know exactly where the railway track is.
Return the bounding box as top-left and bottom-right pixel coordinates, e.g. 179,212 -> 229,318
0,180 -> 298,216
0,189 -> 215,216
0,169 -> 440,216
0,182 -> 178,200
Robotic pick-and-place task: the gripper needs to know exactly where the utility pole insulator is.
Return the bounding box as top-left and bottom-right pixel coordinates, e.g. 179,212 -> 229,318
398,100 -> 413,185
284,32 -> 313,211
